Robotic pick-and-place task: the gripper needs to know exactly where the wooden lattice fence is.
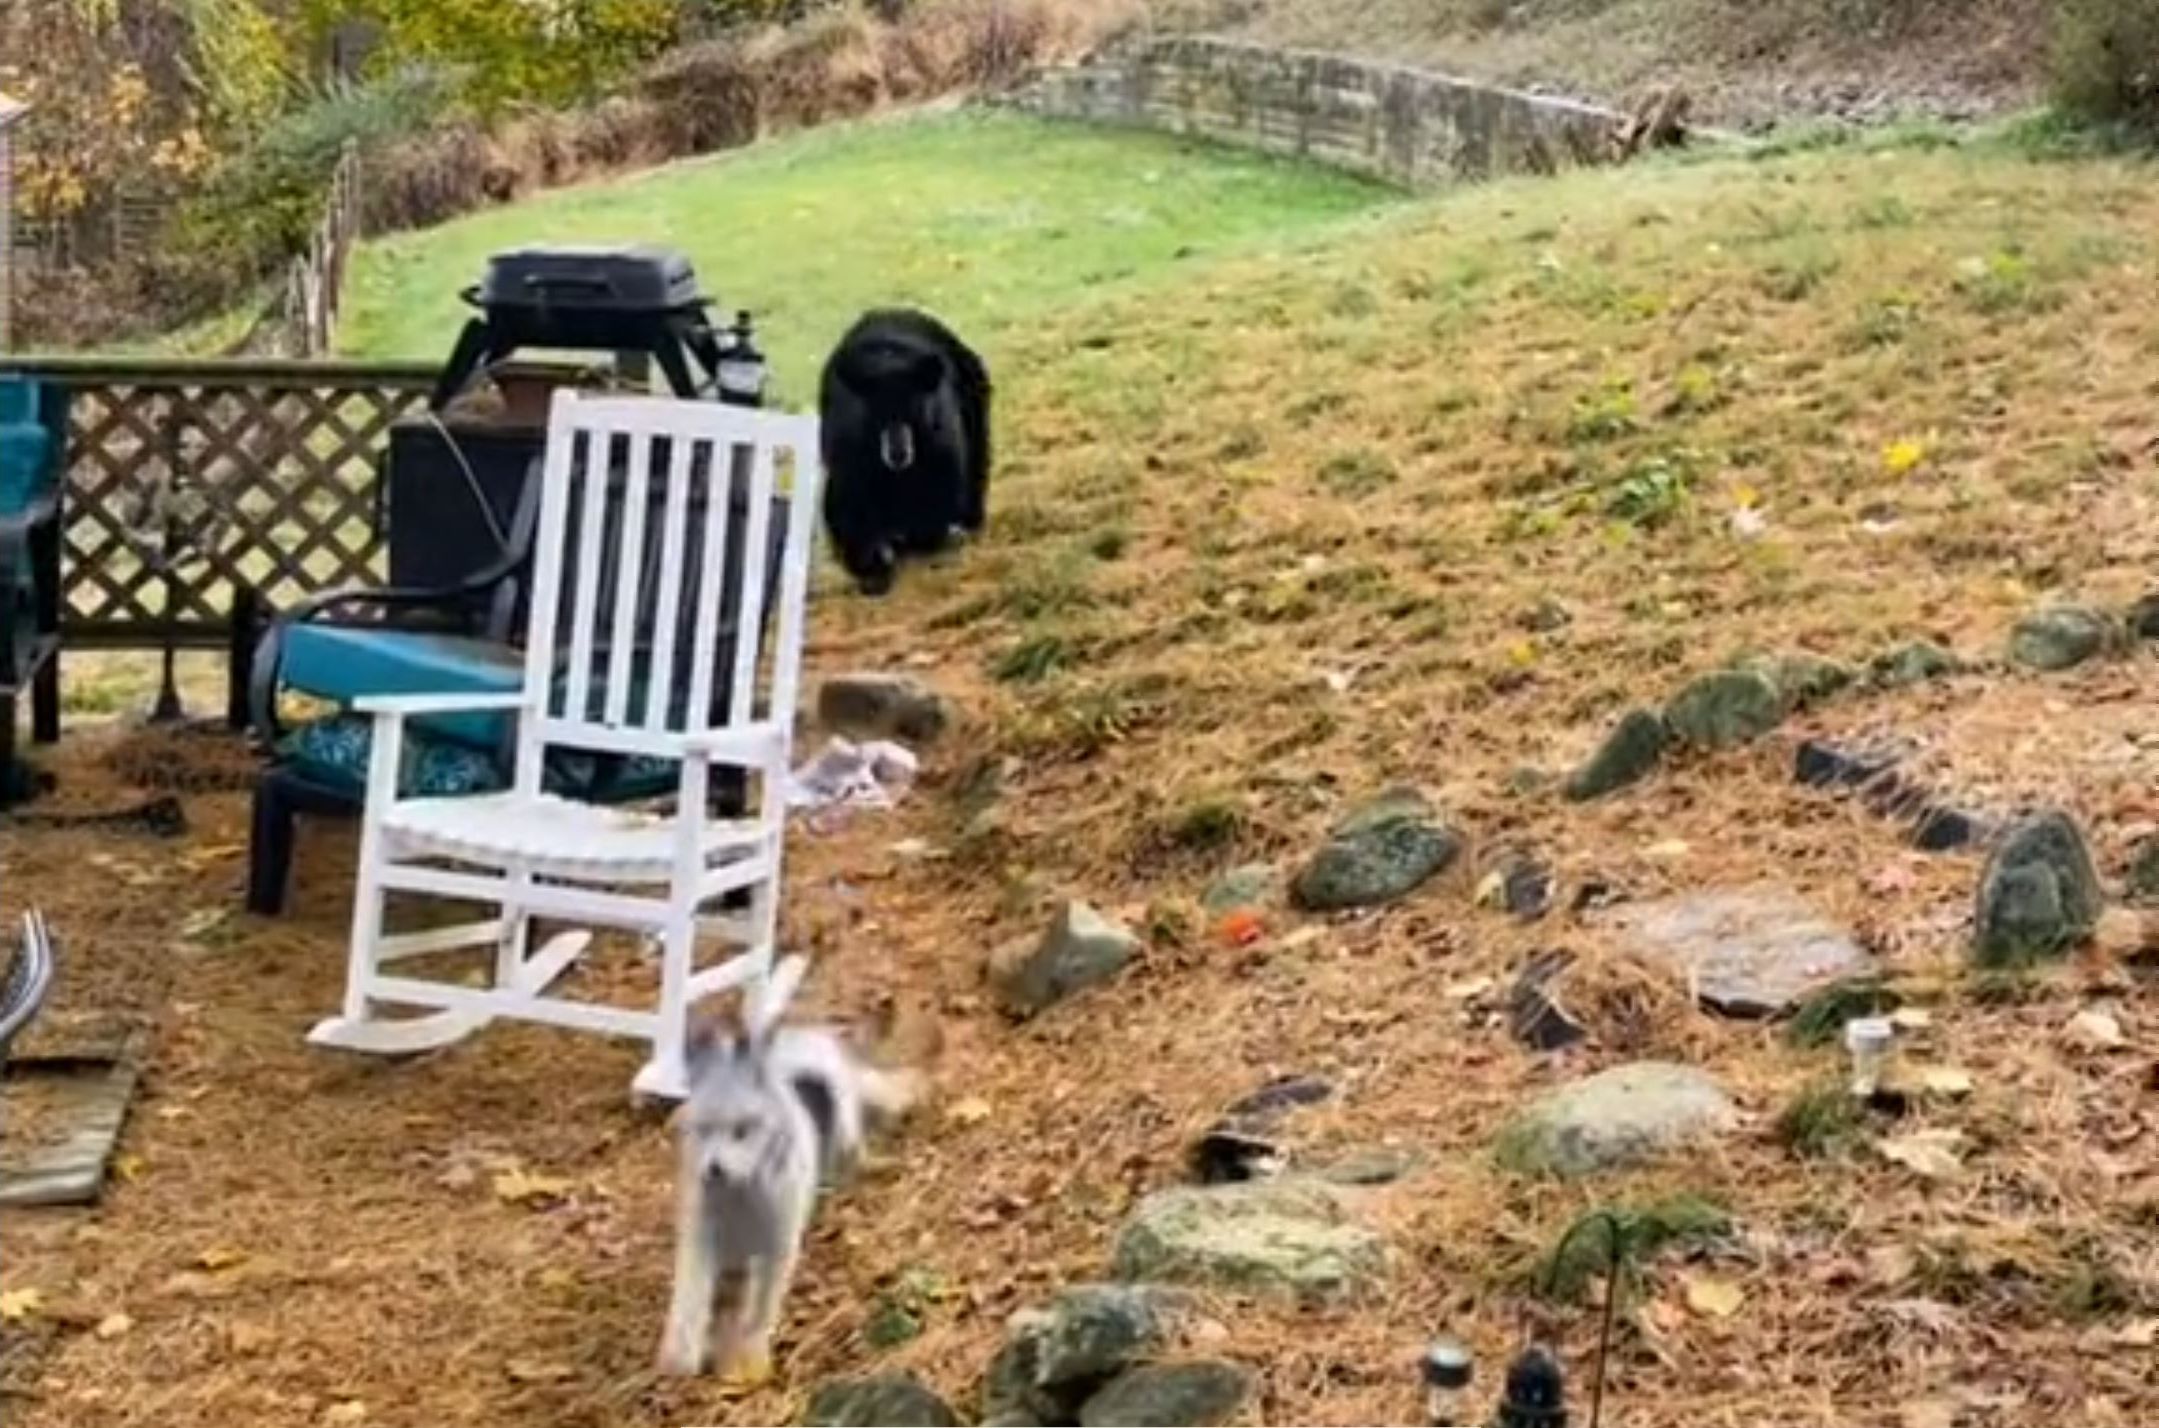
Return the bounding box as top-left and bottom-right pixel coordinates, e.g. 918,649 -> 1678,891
1,356 -> 437,647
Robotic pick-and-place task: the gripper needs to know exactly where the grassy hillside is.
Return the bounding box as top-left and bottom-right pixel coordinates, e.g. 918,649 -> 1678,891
336,110 -> 1395,392
6,113 -> 2157,1428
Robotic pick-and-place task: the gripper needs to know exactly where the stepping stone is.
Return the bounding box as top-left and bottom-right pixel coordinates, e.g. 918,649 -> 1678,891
802,1373 -> 958,1427
1738,651 -> 1857,712
984,1283 -> 1185,1425
2130,592 -> 2159,641
1610,886 -> 1872,1017
1496,1061 -> 1737,1177
987,901 -> 1139,1017
1870,640 -> 1961,688
1664,670 -> 1783,750
1202,863 -> 1278,917
1563,709 -> 1665,801
1972,810 -> 2104,967
1291,786 -> 1460,911
1081,1362 -> 1252,1427
2126,834 -> 2159,907
2008,605 -> 2117,672
816,672 -> 949,744
1111,1180 -> 1387,1303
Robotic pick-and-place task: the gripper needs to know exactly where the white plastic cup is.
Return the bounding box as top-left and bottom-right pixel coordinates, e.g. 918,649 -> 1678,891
1845,1015 -> 1895,1097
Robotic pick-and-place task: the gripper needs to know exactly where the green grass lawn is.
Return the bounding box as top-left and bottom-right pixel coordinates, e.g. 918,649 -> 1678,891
336,109 -> 1396,398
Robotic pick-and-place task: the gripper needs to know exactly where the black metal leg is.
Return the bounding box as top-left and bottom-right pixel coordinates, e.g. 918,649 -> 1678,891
227,585 -> 260,732
247,773 -> 297,916
651,337 -> 701,401
0,693 -> 19,810
31,655 -> 57,745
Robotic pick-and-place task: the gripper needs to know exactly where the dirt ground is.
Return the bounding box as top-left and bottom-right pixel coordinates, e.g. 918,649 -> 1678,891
7,136 -> 2159,1428
0,639 -> 2154,1428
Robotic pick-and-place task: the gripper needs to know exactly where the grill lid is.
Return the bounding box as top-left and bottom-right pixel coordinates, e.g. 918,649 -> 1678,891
467,244 -> 705,312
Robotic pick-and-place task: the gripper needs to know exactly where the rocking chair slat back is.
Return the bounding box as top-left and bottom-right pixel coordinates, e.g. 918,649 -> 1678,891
518,393 -> 820,774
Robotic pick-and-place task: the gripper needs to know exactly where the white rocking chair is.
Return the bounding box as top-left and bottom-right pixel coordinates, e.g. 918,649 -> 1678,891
309,392 -> 823,1099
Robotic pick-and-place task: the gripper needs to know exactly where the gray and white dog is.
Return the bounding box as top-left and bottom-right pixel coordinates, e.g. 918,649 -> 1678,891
657,956 -> 919,1380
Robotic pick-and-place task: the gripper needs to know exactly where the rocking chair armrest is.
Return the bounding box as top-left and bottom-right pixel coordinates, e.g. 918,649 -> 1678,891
678,723 -> 787,765
354,691 -> 531,718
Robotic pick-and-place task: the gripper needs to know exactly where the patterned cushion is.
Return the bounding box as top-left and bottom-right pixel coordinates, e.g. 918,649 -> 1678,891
276,713 -> 688,804
278,714 -> 505,799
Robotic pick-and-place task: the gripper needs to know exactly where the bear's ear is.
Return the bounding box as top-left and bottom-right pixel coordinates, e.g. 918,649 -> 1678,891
905,349 -> 949,395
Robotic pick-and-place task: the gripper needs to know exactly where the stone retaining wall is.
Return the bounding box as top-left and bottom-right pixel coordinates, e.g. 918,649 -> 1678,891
1008,35 -> 1634,188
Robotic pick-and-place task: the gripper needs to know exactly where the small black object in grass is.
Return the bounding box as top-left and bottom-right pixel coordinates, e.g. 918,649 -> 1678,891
1794,738 -> 1899,790
1509,950 -> 1587,1053
1911,804 -> 1986,851
1224,1073 -> 1334,1120
1503,856 -> 1556,921
1189,1126 -> 1282,1184
1497,1345 -> 1569,1428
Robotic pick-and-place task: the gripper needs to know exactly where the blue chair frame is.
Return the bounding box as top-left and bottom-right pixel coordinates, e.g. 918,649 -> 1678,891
0,377 -> 65,804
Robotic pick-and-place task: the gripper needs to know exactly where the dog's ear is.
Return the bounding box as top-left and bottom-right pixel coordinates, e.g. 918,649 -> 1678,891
684,1012 -> 731,1082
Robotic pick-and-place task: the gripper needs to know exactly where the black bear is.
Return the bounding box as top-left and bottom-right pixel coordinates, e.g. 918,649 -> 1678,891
818,308 -> 991,595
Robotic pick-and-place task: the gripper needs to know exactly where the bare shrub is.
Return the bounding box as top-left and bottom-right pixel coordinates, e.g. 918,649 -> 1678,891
2050,0 -> 2159,132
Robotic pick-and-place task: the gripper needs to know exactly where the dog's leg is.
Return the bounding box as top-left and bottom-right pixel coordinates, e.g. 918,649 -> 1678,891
730,1234 -> 803,1386
657,1165 -> 721,1376
856,1063 -> 923,1122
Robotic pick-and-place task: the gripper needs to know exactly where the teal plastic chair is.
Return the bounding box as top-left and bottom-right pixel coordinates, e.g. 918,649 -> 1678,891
0,375 -> 65,800
246,439 -> 791,914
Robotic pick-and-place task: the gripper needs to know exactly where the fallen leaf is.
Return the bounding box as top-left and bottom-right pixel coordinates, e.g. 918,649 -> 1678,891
490,1168 -> 573,1206
178,909 -> 226,940
1902,1400 -> 1957,1428
1215,910 -> 1265,947
1866,1244 -> 1916,1287
0,1288 -> 43,1321
1886,1064 -> 1975,1099
505,1359 -> 573,1385
2064,1008 -> 2126,1051
1877,1129 -> 1968,1181
1681,1274 -> 1746,1319
2111,1318 -> 2159,1348
196,1246 -> 249,1272
1919,1065 -> 1973,1095
94,1312 -> 133,1340
946,1097 -> 992,1127
323,1400 -> 367,1426
112,1154 -> 146,1184
1867,862 -> 1921,896
1473,870 -> 1505,907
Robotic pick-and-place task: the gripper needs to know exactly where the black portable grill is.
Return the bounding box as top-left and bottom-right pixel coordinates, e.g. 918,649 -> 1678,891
430,245 -> 725,411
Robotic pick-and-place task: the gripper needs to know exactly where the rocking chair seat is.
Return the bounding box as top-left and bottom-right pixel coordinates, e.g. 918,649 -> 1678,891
381,790 -> 769,885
